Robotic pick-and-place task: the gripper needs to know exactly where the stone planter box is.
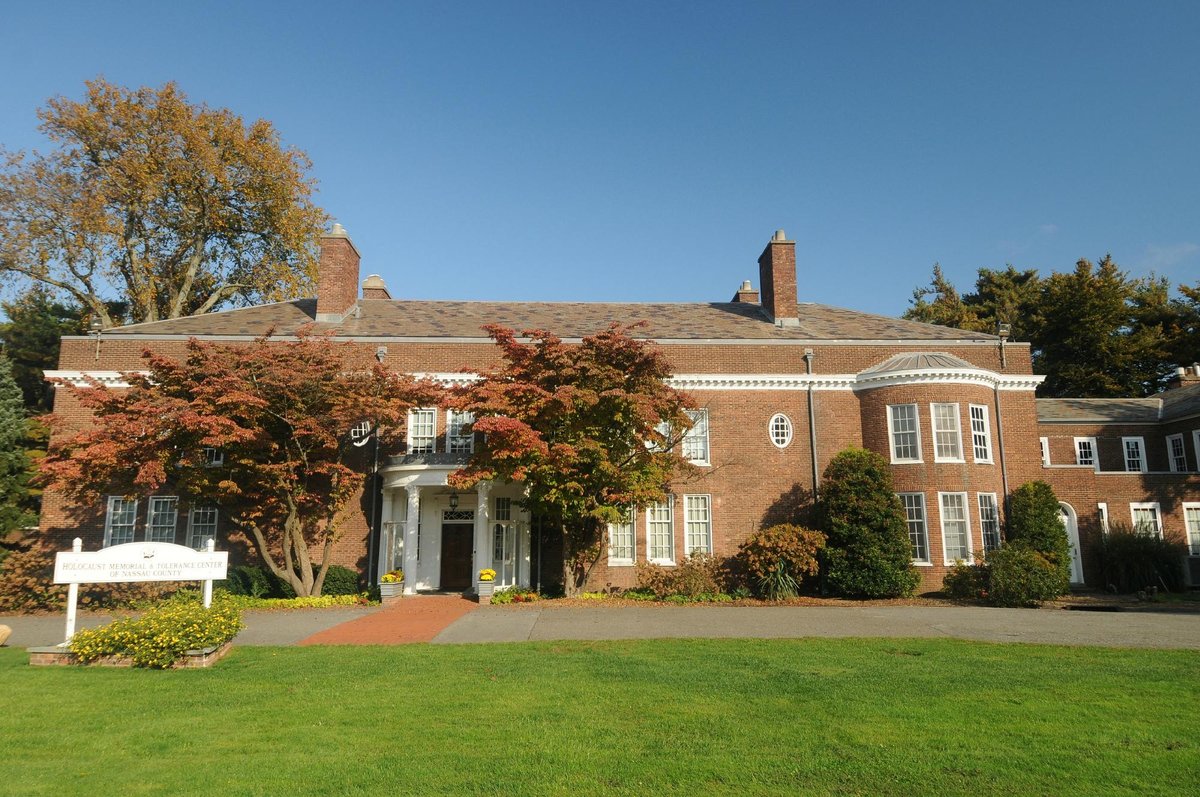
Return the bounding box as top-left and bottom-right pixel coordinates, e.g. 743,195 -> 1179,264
477,580 -> 495,605
380,581 -> 405,605
29,641 -> 233,669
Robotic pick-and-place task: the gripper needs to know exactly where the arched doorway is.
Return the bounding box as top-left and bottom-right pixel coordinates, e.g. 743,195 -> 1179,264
1058,502 -> 1084,585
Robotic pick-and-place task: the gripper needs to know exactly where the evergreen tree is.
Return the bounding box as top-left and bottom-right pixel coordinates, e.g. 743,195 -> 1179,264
0,288 -> 87,412
0,353 -> 36,536
818,447 -> 919,598
1006,481 -> 1071,595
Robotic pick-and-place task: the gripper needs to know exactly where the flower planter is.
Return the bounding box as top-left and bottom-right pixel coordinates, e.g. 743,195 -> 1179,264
379,580 -> 404,604
477,580 -> 495,605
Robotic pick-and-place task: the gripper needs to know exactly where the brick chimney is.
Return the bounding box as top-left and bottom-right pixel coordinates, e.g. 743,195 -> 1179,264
757,229 -> 798,325
315,223 -> 361,322
1166,364 -> 1200,390
731,280 -> 760,303
361,274 -> 392,300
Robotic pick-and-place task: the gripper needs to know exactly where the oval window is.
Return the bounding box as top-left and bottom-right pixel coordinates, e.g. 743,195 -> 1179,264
769,413 -> 793,448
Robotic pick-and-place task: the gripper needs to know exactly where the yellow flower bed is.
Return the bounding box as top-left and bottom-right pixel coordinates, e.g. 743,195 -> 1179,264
69,601 -> 243,669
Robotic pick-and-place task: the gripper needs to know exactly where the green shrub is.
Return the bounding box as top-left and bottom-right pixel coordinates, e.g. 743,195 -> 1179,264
636,552 -> 729,599
986,546 -> 1062,607
1007,481 -> 1071,595
69,600 -> 243,668
736,524 -> 825,598
818,448 -> 920,598
621,588 -> 657,601
218,565 -> 275,598
942,560 -> 986,601
320,565 -> 361,596
1097,523 -> 1187,593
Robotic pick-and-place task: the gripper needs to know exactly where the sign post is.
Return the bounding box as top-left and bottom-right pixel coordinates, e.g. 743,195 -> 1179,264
54,539 -> 229,644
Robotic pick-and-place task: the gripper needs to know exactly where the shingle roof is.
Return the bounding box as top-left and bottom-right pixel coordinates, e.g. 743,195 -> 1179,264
103,298 -> 997,342
1036,398 -> 1161,423
1036,382 -> 1200,424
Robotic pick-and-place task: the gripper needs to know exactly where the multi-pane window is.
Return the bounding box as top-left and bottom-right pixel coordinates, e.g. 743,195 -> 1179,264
939,492 -> 972,563
1040,437 -> 1050,466
447,410 -> 474,453
104,497 -> 138,547
202,447 -> 224,466
408,408 -> 436,454
1074,437 -> 1097,469
1167,434 -> 1186,472
682,410 -> 709,464
1184,504 -> 1200,556
187,506 -> 219,550
1130,503 -> 1162,536
146,496 -> 179,543
887,404 -> 921,462
898,493 -> 929,564
647,500 -> 675,563
969,405 -> 992,463
494,496 -> 512,522
931,403 -> 963,462
348,421 -> 372,446
608,507 -> 635,565
978,493 -> 1001,553
683,495 -> 712,555
768,414 -> 793,448
1123,437 -> 1146,473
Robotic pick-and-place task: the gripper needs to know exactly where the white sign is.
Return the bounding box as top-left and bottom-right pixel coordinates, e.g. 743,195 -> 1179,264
54,541 -> 228,584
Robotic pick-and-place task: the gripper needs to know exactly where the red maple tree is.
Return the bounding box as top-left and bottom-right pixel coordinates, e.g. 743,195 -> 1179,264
41,331 -> 441,595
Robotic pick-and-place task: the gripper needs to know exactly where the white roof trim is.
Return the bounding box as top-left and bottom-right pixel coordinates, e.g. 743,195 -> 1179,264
47,367 -> 1044,393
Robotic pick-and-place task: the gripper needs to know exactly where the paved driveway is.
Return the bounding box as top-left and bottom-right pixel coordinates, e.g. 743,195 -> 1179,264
432,604 -> 1200,649
5,603 -> 1198,650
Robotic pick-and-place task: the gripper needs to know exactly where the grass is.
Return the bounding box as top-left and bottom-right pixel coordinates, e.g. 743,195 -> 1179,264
2,638 -> 1197,796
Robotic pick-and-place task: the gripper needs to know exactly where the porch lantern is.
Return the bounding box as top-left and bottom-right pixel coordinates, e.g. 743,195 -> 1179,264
448,491 -> 460,509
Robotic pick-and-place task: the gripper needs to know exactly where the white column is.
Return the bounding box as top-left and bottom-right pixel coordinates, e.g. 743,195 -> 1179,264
474,481 -> 492,587
403,485 -> 421,595
518,509 -> 532,587
377,488 -> 394,584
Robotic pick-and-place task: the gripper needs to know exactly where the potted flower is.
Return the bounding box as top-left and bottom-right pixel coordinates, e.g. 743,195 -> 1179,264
477,568 -> 497,603
379,569 -> 404,601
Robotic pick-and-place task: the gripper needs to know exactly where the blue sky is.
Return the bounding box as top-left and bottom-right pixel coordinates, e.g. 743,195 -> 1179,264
1,1 -> 1197,317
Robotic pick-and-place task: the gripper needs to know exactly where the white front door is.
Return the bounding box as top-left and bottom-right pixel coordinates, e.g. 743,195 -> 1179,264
1059,504 -> 1084,584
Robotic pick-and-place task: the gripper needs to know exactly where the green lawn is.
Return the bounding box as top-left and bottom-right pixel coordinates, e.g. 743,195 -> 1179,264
3,638 -> 1197,796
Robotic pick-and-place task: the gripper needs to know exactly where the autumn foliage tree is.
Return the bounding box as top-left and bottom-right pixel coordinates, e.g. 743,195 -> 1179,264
40,332 -> 440,596
0,78 -> 326,327
450,324 -> 695,593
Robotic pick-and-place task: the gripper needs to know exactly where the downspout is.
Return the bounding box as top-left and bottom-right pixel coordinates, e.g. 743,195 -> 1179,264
804,349 -> 819,500
994,382 -> 1011,525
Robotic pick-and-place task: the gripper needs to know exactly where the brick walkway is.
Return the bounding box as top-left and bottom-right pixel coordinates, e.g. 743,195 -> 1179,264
298,595 -> 478,645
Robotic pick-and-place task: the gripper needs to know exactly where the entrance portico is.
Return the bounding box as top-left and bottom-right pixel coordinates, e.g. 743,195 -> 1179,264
377,457 -> 531,595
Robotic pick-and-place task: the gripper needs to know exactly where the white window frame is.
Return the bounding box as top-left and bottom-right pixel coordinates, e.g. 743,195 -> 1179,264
1039,437 -> 1050,466
1122,437 -> 1146,473
931,403 -> 964,463
186,505 -> 219,550
446,410 -> 474,454
407,408 -> 437,454
682,410 -> 710,465
202,447 -> 224,467
1098,502 -> 1109,534
978,493 -> 1001,553
1073,436 -> 1098,471
607,506 -> 635,566
683,494 -> 712,556
887,404 -> 922,463
938,492 -> 973,564
646,499 -> 675,565
1129,502 -> 1163,537
1193,430 -> 1200,473
968,404 -> 992,463
1166,433 -> 1186,473
768,413 -> 793,449
146,496 -> 179,543
898,492 -> 930,565
1184,502 -> 1200,556
103,496 -> 138,547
